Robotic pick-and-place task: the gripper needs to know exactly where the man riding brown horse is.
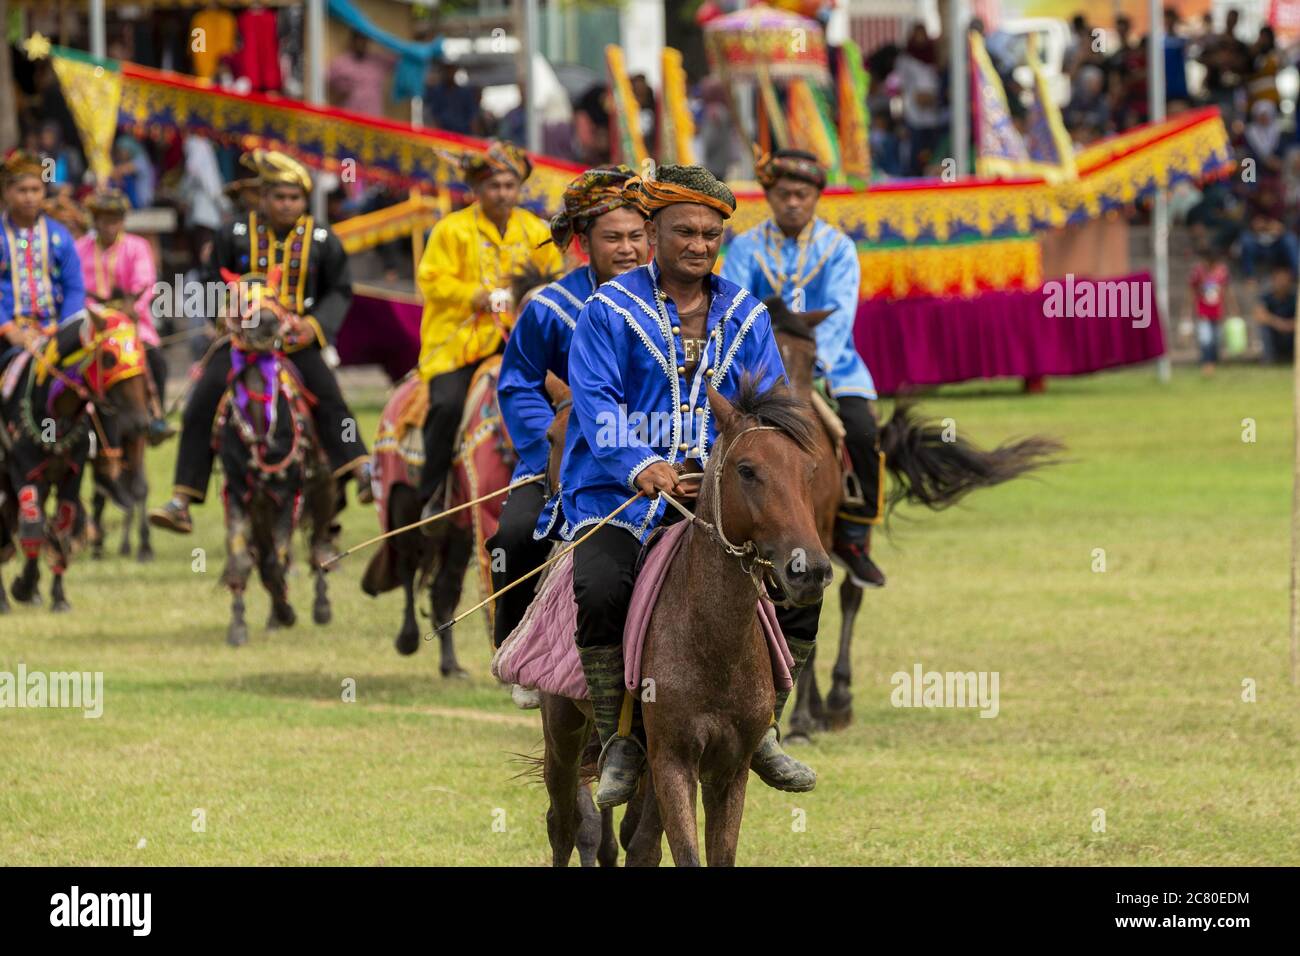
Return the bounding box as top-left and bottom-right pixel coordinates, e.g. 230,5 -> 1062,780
414,141 -> 564,530
721,148 -> 886,589
538,164 -> 824,808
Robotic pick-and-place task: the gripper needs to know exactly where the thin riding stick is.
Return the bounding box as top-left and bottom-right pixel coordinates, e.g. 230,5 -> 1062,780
323,474 -> 545,568
434,491 -> 643,634
155,325 -> 216,347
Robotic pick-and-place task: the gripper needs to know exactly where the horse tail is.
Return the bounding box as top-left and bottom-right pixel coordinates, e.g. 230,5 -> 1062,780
879,403 -> 1064,514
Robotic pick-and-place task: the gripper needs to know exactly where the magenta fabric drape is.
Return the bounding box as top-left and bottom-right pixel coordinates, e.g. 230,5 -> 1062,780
854,272 -> 1166,394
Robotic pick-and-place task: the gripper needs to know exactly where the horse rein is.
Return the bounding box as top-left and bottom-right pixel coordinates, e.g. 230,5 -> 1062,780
660,424 -> 795,608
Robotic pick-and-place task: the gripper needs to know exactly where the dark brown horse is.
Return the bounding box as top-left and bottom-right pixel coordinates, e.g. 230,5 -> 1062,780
361,266 -> 557,676
86,299 -> 158,562
538,378 -> 832,866
0,307 -> 151,612
765,296 -> 1062,739
217,270 -> 340,646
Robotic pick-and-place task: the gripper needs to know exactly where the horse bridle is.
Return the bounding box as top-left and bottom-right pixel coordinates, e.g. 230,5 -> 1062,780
661,424 -> 795,608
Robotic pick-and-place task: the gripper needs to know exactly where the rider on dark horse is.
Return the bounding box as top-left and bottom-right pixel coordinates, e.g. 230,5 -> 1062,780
543,164 -> 822,809
413,140 -> 564,529
150,150 -> 372,534
0,150 -> 86,378
75,188 -> 174,445
721,148 -> 887,588
488,165 -> 650,653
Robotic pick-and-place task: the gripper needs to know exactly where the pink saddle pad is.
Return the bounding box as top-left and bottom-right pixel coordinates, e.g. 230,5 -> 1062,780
492,520 -> 793,701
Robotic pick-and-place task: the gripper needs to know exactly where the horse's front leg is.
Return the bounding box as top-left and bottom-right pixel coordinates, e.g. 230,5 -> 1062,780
787,647 -> 820,742
624,772 -> 664,867
650,752 -> 702,867
263,503 -> 296,630
118,501 -> 133,557
432,526 -> 471,678
541,696 -> 591,867
12,484 -> 44,605
90,488 -> 107,560
701,767 -> 750,867
223,501 -> 254,646
134,461 -> 153,563
825,576 -> 862,729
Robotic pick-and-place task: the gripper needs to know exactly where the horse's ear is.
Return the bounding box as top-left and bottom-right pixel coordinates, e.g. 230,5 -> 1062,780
802,308 -> 834,329
265,266 -> 282,291
544,372 -> 571,407
219,267 -> 242,285
707,385 -> 737,433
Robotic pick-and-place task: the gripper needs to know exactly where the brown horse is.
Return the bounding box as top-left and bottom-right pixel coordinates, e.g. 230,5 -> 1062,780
537,377 -> 831,866
217,271 -> 340,646
764,296 -> 1063,739
87,299 -> 158,563
0,307 -> 151,612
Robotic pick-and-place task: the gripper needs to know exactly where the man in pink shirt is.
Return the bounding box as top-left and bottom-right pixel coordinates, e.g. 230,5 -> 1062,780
76,189 -> 173,442
327,31 -> 395,118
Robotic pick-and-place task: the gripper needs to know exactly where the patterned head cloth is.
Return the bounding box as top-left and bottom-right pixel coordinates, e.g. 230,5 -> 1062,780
547,164 -> 642,248
443,140 -> 533,185
753,147 -> 827,190
2,149 -> 45,188
625,164 -> 736,220
85,188 -> 131,217
242,149 -> 313,193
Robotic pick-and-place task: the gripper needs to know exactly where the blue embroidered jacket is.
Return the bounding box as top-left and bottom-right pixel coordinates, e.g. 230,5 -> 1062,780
720,216 -> 876,399
541,261 -> 787,544
498,266 -> 593,486
0,215 -> 86,330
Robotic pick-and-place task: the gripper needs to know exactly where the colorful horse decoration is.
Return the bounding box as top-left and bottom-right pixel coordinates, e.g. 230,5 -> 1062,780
215,268 -> 341,646
362,356 -> 515,675
0,305 -> 150,612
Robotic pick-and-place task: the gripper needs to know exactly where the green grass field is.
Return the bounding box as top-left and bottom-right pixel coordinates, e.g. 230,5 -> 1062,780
2,364 -> 1298,866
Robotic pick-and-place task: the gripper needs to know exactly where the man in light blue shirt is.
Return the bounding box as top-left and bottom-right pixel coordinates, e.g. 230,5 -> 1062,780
721,149 -> 886,588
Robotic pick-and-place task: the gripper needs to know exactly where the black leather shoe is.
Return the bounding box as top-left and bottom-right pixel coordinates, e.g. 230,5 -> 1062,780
833,540 -> 886,588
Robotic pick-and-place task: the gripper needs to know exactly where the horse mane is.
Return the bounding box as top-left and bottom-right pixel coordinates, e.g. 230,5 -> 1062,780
729,373 -> 817,454
763,296 -> 815,342
511,262 -> 563,308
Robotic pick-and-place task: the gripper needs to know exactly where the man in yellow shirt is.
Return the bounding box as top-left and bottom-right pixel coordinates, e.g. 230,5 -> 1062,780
416,141 -> 564,525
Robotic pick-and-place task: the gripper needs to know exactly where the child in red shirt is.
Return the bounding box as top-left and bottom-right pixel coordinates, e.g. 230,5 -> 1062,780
1189,244 -> 1236,376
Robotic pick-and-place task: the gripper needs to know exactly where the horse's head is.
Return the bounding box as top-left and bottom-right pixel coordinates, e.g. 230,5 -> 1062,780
222,267 -> 288,353
763,296 -> 833,396
543,372 -> 572,497
705,375 -> 832,607
77,302 -> 150,437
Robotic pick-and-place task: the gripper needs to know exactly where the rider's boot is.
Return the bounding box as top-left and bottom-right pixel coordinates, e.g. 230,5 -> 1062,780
418,492 -> 442,536
147,418 -> 177,446
751,635 -> 818,792
355,459 -> 374,505
148,494 -> 194,534
832,516 -> 886,589
578,643 -> 644,809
